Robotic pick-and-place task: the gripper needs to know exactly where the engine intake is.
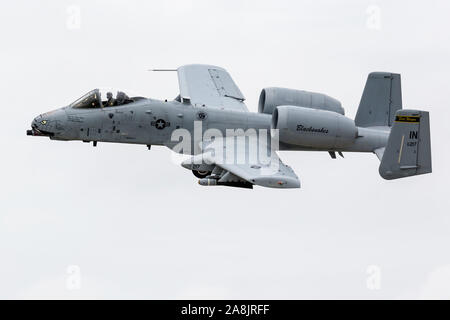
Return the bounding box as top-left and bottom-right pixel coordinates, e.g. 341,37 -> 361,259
272,106 -> 357,149
258,87 -> 344,115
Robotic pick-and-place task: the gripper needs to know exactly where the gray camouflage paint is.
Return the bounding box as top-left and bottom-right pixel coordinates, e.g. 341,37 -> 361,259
28,66 -> 432,188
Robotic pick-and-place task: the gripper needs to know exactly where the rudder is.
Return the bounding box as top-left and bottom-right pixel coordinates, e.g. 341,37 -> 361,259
379,109 -> 432,180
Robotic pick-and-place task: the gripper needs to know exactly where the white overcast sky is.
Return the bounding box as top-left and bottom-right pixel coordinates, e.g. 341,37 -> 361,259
1,0 -> 449,299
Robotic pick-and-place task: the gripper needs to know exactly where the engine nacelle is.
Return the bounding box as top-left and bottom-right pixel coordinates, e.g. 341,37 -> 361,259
258,87 -> 345,115
272,106 -> 357,149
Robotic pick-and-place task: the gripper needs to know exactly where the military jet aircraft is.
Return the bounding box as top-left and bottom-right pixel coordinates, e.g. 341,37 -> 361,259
27,64 -> 431,189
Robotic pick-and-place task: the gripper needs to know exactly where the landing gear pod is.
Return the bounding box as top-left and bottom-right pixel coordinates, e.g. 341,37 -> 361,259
192,170 -> 211,179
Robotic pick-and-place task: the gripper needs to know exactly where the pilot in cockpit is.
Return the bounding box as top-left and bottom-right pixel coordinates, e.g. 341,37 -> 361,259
106,92 -> 115,106
116,91 -> 130,106
71,89 -> 139,109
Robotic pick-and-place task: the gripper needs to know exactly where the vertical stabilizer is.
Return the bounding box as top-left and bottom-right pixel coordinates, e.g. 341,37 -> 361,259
379,109 -> 432,180
355,72 -> 402,127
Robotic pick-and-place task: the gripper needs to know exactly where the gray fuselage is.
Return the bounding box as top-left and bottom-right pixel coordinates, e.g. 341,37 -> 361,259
31,98 -> 389,154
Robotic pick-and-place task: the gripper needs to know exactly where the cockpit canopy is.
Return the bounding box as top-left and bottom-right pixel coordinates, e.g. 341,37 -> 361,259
70,89 -> 145,109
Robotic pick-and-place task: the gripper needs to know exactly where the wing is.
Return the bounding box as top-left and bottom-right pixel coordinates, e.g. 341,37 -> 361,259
181,135 -> 300,189
177,64 -> 248,112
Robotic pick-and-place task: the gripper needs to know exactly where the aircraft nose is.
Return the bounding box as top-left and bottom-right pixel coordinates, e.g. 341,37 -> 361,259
28,115 -> 45,136
32,114 -> 51,129
27,109 -> 67,137
31,115 -> 41,127
29,115 -> 41,131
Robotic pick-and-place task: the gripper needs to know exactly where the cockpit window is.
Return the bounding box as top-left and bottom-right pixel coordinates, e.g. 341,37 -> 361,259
70,89 -> 139,109
103,91 -> 133,107
71,89 -> 101,109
